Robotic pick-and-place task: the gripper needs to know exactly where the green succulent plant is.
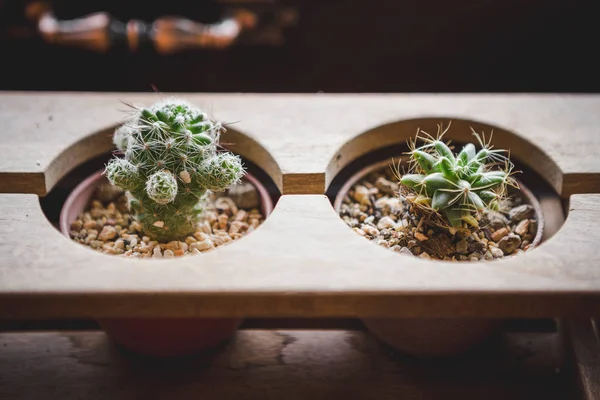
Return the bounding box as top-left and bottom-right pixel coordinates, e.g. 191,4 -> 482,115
104,98 -> 245,241
398,124 -> 517,228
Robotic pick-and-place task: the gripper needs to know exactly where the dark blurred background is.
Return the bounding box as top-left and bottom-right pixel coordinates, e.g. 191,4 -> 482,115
0,0 -> 598,93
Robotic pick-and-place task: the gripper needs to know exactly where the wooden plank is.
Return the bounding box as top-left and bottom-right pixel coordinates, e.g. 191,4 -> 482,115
0,192 -> 599,318
567,318 -> 600,400
0,330 -> 572,400
0,92 -> 599,197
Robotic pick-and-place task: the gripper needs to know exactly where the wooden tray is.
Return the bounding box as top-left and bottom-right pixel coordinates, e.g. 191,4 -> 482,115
0,92 -> 599,319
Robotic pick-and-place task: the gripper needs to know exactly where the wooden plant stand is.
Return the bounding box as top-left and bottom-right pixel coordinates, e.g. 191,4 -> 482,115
0,92 -> 599,398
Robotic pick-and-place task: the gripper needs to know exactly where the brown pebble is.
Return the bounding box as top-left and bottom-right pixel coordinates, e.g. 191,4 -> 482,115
491,227 -> 509,242
229,221 -> 248,235
186,236 -> 197,245
174,249 -> 185,257
98,226 -> 117,241
83,220 -> 97,230
498,234 -> 522,255
414,232 -> 429,242
194,232 -> 208,241
234,210 -> 248,222
515,219 -> 530,237
70,220 -> 83,231
163,249 -> 175,258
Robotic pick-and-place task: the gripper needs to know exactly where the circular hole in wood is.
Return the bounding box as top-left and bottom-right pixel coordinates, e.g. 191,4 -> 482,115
326,119 -> 567,262
39,126 -> 282,259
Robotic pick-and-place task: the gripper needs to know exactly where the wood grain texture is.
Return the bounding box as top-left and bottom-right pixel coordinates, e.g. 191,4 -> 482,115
567,318 -> 600,400
0,330 -> 572,400
0,92 -> 599,196
0,192 -> 599,318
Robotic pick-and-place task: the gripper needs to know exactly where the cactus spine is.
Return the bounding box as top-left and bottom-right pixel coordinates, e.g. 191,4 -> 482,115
104,98 -> 245,241
398,123 -> 517,228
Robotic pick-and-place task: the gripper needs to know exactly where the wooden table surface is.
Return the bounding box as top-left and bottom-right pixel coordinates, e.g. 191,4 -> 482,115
0,327 -> 575,400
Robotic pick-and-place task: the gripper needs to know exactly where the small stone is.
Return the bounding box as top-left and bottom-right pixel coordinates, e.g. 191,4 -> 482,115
361,224 -> 379,236
153,221 -> 165,228
407,240 -> 418,249
160,241 -> 177,251
174,249 -> 185,257
353,185 -> 371,205
419,252 -> 431,259
515,219 -> 530,237
375,177 -> 399,195
353,228 -> 366,236
485,251 -> 494,260
399,247 -> 413,256
498,234 -> 522,255
456,237 -> 468,254
152,247 -> 162,258
491,227 -> 509,242
234,210 -> 248,222
509,204 -> 534,222
194,232 -> 208,241
218,214 -> 229,230
98,226 -> 117,241
163,249 -> 175,258
377,216 -> 395,230
469,256 -> 479,262
191,239 -> 214,251
83,220 -> 97,230
185,236 -> 197,245
70,220 -> 83,231
115,239 -> 125,249
191,248 -> 201,255
485,210 -> 509,230
129,237 -> 138,248
414,232 -> 429,242
90,240 -> 103,249
229,221 -> 247,235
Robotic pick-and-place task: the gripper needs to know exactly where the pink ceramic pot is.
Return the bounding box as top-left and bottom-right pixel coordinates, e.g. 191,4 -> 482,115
60,170 -> 274,358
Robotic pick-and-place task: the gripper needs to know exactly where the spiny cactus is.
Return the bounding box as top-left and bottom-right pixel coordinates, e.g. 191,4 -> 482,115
397,123 -> 517,228
104,98 -> 245,241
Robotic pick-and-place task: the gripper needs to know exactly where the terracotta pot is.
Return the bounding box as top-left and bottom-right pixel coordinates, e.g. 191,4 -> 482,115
60,170 -> 274,358
333,157 -> 544,357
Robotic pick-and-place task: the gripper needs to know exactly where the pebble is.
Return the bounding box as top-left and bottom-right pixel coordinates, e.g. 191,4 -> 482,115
491,227 -> 509,242
361,224 -> 379,236
490,247 -> 504,258
509,204 -> 534,222
98,226 -> 117,241
515,219 -> 530,237
163,249 -> 175,258
399,247 -> 413,256
498,234 -> 522,255
377,216 -> 395,230
353,185 -> 371,205
414,232 -> 429,242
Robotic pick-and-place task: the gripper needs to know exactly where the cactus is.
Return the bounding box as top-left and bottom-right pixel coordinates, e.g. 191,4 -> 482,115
397,123 -> 517,228
104,98 -> 245,241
